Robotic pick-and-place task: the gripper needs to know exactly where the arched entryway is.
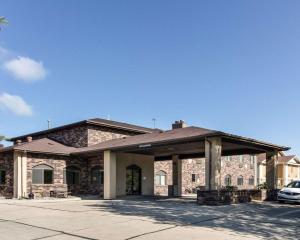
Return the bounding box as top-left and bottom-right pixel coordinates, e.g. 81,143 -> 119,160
126,164 -> 141,195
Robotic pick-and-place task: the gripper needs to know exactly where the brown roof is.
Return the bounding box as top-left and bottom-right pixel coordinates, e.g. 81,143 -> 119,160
88,118 -> 156,133
10,118 -> 156,141
257,154 -> 297,164
73,126 -> 217,155
0,138 -> 76,155
278,155 -> 296,164
73,126 -> 290,155
3,125 -> 290,157
257,153 -> 266,163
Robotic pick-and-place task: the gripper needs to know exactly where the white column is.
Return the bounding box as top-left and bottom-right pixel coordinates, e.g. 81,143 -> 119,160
284,164 -> 289,185
13,151 -> 27,198
104,150 -> 117,199
21,154 -> 27,198
205,137 -> 222,190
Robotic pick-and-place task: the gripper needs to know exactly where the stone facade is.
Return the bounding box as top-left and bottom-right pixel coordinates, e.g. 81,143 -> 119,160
221,155 -> 256,190
16,125 -> 89,148
6,122 -> 257,199
154,160 -> 173,195
154,155 -> 256,195
27,153 -> 68,198
87,125 -> 137,146
0,152 -> 14,198
16,124 -> 139,148
27,153 -> 104,198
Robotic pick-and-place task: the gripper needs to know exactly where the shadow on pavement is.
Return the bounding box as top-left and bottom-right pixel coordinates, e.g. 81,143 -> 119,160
85,196 -> 299,240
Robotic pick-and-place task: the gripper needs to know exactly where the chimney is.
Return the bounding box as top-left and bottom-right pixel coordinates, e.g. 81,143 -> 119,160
0,144 -> 3,148
172,120 -> 188,129
16,140 -> 22,145
27,136 -> 33,142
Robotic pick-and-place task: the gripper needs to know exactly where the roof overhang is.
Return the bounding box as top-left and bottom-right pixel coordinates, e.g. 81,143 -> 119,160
73,131 -> 290,158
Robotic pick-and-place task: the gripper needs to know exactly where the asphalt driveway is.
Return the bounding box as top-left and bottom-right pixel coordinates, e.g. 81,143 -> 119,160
0,197 -> 298,240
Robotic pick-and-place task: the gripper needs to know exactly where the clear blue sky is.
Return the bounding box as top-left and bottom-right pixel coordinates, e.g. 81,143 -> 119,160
1,1 -> 299,155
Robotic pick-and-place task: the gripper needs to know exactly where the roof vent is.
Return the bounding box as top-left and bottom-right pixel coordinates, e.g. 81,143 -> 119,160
172,120 -> 188,129
27,136 -> 33,142
16,140 -> 22,145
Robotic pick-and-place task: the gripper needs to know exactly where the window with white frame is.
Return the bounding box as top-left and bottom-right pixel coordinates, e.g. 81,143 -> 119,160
250,156 -> 255,169
237,175 -> 244,186
192,174 -> 196,182
32,164 -> 53,184
249,176 -> 254,185
155,171 -> 167,186
239,156 -> 244,168
224,174 -> 231,186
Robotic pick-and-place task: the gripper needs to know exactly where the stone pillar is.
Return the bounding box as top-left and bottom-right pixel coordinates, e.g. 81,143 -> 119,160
172,155 -> 182,196
104,150 -> 117,199
13,151 -> 27,198
205,137 -> 222,190
266,152 -> 278,189
254,155 -> 258,186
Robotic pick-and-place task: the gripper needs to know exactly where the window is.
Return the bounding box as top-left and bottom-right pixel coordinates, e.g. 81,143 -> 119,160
91,166 -> 104,184
249,176 -> 254,185
250,156 -> 255,169
224,175 -> 231,186
0,169 -> 6,185
64,166 -> 80,185
196,159 -> 202,164
239,156 -> 244,168
32,164 -> 53,184
155,171 -> 167,186
192,174 -> 196,182
237,175 -> 244,186
286,181 -> 300,188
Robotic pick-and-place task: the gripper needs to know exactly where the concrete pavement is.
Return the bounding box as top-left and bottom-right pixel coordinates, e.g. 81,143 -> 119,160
0,197 -> 298,240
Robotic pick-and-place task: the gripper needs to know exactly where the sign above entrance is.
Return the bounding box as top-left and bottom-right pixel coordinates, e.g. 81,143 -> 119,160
138,144 -> 151,148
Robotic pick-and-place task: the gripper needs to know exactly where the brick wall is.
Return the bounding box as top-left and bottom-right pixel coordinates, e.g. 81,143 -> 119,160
154,160 -> 173,195
27,153 -> 104,198
16,124 -> 140,148
27,153 -> 68,197
0,152 -> 14,198
87,125 -> 137,146
154,155 -> 256,195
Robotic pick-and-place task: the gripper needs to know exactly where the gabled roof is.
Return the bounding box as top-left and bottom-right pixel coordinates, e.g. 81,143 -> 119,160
88,118 -> 156,133
278,155 -> 297,164
0,138 -> 76,155
10,118 -> 156,141
73,126 -> 290,155
1,126 -> 290,157
73,126 -> 216,154
257,154 -> 299,164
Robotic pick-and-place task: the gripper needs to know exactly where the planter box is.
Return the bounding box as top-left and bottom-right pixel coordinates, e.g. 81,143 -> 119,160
197,190 -> 251,205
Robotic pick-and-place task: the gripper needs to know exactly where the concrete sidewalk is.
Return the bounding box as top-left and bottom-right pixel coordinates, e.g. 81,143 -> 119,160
0,198 -> 298,240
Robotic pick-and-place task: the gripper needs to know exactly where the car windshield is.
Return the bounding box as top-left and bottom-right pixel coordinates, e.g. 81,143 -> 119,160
286,181 -> 300,188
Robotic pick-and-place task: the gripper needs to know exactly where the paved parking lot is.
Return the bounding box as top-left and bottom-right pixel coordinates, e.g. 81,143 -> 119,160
0,197 -> 299,240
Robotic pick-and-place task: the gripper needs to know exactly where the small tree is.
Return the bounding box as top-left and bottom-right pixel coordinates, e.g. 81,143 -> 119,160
0,135 -> 7,141
0,16 -> 8,30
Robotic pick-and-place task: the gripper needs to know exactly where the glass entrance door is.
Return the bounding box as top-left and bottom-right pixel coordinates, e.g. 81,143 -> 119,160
126,165 -> 141,195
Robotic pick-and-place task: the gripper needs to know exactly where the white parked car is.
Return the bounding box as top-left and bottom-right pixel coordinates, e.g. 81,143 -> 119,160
278,180 -> 300,203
